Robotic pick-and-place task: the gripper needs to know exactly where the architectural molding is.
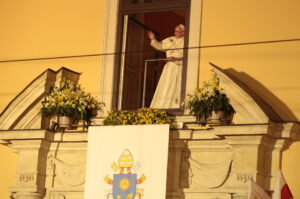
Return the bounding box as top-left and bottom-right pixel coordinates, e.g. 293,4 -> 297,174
99,0 -> 119,112
99,0 -> 202,113
212,65 -> 269,124
0,123 -> 299,198
0,68 -> 80,130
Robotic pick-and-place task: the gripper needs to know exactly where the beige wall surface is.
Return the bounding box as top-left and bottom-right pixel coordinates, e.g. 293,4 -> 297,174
199,0 -> 300,120
0,145 -> 17,199
0,0 -> 105,111
199,0 -> 300,197
0,0 -> 299,198
0,0 -> 105,198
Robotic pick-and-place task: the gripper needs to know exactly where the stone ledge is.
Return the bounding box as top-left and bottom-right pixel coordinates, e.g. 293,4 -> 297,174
0,122 -> 298,145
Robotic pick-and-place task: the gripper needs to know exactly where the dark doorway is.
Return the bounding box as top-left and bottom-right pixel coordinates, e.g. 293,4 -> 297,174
118,1 -> 189,110
121,11 -> 186,110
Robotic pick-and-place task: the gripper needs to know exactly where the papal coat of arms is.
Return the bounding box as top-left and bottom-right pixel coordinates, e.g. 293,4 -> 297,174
104,149 -> 146,199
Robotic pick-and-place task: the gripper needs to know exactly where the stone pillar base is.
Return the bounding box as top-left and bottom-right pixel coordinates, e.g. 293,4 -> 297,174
14,192 -> 43,199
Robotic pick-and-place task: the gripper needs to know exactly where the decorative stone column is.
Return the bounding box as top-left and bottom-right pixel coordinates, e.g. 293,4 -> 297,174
167,138 -> 187,199
1,130 -> 51,199
0,130 -> 88,199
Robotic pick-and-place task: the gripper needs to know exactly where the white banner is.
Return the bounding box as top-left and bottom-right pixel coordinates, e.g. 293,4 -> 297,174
84,124 -> 170,199
248,179 -> 271,199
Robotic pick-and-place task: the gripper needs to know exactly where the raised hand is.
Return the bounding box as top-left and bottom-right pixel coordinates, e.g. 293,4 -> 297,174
147,31 -> 155,40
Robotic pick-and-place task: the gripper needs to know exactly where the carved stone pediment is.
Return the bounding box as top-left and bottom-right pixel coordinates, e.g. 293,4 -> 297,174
211,63 -> 298,124
0,67 -> 80,130
211,64 -> 269,124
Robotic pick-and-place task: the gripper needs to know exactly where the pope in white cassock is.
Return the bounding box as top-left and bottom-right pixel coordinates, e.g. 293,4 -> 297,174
148,24 -> 184,109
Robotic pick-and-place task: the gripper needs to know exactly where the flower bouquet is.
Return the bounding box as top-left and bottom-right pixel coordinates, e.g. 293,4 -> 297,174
103,108 -> 171,126
186,71 -> 235,124
41,79 -> 104,128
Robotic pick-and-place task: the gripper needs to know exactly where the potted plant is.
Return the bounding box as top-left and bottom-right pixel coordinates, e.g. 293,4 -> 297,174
41,79 -> 104,129
186,71 -> 235,125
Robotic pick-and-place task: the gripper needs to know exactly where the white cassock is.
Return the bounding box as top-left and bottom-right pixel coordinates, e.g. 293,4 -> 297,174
150,36 -> 184,109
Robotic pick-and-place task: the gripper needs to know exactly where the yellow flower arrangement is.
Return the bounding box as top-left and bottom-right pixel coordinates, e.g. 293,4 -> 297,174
103,108 -> 171,126
41,79 -> 104,122
186,71 -> 235,121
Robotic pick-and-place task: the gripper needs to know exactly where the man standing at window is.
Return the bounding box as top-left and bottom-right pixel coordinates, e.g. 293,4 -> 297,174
147,24 -> 184,109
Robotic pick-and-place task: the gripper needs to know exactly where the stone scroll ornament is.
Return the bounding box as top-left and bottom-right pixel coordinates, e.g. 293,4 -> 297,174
104,149 -> 146,199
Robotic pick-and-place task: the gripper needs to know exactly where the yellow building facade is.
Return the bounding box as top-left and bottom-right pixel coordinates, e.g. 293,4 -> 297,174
0,0 -> 299,198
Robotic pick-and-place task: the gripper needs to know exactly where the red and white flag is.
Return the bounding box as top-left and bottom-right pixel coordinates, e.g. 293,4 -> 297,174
248,179 -> 271,199
273,170 -> 293,199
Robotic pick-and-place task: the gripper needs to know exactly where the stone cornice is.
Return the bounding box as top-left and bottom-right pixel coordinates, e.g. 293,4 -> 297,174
171,122 -> 299,141
0,130 -> 88,145
1,122 -> 298,146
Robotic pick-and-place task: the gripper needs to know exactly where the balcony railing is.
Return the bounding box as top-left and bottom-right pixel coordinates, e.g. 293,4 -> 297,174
142,57 -> 183,107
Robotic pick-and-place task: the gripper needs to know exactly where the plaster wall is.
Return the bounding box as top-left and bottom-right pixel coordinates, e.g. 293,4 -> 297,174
0,0 -> 105,111
198,0 -> 300,197
199,0 -> 300,120
0,145 -> 17,199
0,0 -> 299,198
0,0 -> 105,198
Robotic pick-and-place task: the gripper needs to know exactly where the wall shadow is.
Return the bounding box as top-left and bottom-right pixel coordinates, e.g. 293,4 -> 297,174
212,64 -> 298,122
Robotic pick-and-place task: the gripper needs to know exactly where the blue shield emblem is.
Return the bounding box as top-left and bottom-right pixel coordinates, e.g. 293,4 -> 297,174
113,174 -> 137,199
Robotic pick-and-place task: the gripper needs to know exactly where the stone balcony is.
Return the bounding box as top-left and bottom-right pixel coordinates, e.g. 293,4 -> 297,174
0,66 -> 299,199
0,120 -> 299,199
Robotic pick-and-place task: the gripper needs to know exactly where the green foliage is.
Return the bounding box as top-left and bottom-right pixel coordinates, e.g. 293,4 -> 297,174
41,79 -> 104,122
186,71 -> 235,119
103,108 -> 171,126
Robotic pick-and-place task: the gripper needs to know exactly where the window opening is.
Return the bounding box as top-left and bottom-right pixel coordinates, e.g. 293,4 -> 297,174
119,9 -> 187,111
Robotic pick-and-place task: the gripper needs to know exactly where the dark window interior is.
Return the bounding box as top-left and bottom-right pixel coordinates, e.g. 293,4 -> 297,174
121,11 -> 185,110
118,0 -> 189,110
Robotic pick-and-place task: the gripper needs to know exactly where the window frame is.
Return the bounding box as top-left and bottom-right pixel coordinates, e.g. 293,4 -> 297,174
121,0 -> 189,12
99,0 -> 202,114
